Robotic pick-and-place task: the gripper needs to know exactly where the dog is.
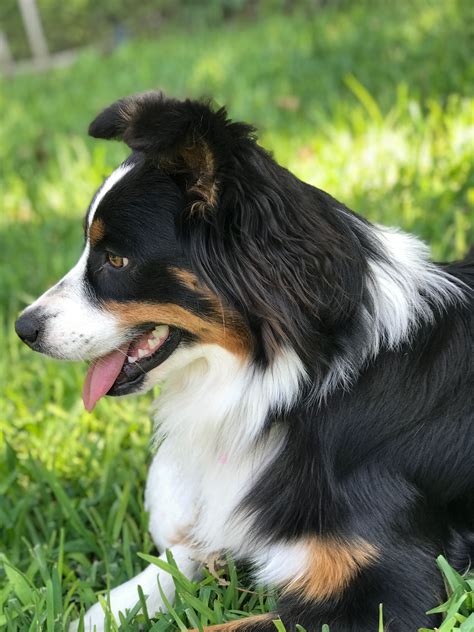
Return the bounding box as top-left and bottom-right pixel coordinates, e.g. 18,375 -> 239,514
15,93 -> 473,631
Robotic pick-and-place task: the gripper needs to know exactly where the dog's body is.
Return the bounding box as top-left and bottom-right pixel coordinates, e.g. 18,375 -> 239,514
16,94 -> 473,631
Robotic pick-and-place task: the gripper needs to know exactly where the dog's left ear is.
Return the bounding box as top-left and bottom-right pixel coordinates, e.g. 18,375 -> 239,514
89,91 -> 254,215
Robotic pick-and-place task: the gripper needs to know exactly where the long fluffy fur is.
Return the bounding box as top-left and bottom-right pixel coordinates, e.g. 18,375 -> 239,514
17,93 -> 473,631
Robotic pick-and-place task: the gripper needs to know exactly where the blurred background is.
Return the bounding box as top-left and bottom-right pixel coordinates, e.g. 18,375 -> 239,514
0,1 -> 472,625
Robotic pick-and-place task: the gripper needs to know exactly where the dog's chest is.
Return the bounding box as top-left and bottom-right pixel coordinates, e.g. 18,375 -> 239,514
143,345 -> 295,557
144,430 -> 283,557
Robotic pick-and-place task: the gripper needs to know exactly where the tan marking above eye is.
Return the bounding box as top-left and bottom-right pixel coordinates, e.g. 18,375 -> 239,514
171,267 -> 202,291
89,218 -> 105,246
104,300 -> 251,358
284,537 -> 378,603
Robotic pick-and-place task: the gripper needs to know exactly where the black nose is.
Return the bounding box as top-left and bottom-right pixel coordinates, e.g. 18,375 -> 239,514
15,311 -> 42,346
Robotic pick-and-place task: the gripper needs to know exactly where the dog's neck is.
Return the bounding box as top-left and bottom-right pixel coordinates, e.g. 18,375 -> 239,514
152,345 -> 305,457
318,221 -> 464,397
152,224 -> 464,447
367,225 -> 463,348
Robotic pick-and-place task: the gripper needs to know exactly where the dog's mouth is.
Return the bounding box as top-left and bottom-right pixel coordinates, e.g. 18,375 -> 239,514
82,324 -> 181,411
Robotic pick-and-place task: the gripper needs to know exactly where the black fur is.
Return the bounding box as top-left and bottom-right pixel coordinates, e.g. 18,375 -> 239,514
89,92 -> 385,370
86,94 -> 474,630
241,271 -> 473,629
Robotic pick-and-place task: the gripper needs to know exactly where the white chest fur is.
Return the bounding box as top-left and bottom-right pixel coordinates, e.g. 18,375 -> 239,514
145,429 -> 284,557
144,344 -> 304,558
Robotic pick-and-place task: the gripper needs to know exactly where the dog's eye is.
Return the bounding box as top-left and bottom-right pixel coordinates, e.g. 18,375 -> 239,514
106,252 -> 129,269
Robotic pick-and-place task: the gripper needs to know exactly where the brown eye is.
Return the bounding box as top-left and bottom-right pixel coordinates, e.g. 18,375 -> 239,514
107,253 -> 129,269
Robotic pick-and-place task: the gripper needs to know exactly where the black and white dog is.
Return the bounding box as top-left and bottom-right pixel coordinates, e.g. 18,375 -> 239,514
16,93 -> 473,631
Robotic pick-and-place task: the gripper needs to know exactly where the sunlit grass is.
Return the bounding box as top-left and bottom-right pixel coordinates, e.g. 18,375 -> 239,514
0,1 -> 473,629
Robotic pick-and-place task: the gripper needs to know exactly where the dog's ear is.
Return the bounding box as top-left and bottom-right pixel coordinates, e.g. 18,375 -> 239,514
88,92 -> 255,215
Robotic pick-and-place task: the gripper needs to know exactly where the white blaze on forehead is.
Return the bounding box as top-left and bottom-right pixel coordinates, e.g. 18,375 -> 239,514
87,162 -> 134,228
16,162 -> 136,363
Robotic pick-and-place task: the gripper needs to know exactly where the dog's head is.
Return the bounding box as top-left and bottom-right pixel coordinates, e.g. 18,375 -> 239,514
16,93 -> 368,410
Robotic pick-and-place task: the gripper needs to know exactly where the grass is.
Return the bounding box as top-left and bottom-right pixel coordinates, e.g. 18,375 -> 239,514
0,0 -> 473,629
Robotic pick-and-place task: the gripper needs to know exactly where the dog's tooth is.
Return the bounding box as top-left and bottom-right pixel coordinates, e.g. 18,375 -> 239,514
138,348 -> 147,359
127,355 -> 137,363
153,325 -> 169,338
148,338 -> 156,348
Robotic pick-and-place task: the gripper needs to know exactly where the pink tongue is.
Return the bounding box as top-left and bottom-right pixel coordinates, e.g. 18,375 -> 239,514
82,346 -> 128,412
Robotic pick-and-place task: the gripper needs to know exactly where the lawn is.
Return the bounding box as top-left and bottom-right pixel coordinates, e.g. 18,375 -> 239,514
0,1 -> 473,630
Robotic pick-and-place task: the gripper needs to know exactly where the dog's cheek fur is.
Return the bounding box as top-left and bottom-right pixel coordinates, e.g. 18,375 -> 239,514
104,299 -> 252,359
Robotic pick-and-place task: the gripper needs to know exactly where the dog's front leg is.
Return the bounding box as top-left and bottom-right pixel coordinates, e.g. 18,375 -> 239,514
70,544 -> 200,632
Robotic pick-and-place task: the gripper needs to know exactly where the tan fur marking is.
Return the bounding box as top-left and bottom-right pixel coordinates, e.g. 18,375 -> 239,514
171,268 -> 202,292
105,301 -> 251,358
170,268 -> 232,320
89,218 -> 105,246
189,614 -> 273,631
285,538 -> 378,602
